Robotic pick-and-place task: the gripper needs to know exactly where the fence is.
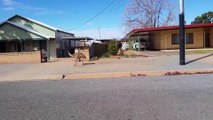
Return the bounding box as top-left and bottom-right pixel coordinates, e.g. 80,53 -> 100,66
0,51 -> 41,64
89,43 -> 108,59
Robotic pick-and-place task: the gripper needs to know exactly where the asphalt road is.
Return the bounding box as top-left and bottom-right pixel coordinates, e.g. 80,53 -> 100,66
1,75 -> 213,120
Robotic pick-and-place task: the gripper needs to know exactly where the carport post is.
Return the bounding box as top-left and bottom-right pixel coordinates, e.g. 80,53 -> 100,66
137,36 -> 140,51
46,39 -> 50,60
179,0 -> 185,65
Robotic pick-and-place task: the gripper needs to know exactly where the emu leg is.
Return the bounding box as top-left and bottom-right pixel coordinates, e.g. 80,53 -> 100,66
81,59 -> 84,65
74,58 -> 78,66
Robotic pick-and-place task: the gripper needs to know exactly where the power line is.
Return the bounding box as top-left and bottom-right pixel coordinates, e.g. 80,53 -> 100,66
67,0 -> 116,31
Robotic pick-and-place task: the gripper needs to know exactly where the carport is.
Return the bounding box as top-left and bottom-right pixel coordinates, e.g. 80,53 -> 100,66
61,37 -> 93,53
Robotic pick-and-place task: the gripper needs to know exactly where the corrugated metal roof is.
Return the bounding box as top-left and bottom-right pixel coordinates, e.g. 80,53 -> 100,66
26,17 -> 59,31
8,15 -> 74,35
5,21 -> 50,39
0,21 -> 6,25
128,23 -> 213,36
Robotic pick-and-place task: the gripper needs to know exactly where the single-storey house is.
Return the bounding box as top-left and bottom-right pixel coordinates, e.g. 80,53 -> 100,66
127,23 -> 213,50
0,15 -> 74,60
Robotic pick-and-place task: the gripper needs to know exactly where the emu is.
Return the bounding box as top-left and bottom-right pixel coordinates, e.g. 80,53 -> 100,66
67,51 -> 87,66
74,52 -> 86,66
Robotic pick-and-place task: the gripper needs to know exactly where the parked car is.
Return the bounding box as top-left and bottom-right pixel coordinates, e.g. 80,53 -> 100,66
133,39 -> 148,51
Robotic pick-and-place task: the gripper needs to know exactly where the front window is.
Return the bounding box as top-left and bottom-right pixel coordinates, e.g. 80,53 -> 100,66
171,33 -> 194,44
172,34 -> 179,44
186,33 -> 193,44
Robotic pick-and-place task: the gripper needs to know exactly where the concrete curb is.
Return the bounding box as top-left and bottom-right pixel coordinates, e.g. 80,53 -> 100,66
64,68 -> 213,80
1,69 -> 213,82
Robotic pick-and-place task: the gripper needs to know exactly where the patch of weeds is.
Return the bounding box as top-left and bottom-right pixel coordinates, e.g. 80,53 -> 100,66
123,54 -> 130,58
164,71 -> 213,76
102,52 -> 110,58
192,50 -> 213,54
130,73 -> 146,77
121,53 -> 138,58
130,54 -> 137,58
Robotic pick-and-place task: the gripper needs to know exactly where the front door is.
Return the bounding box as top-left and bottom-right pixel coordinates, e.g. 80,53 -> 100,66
204,32 -> 210,48
39,40 -> 47,50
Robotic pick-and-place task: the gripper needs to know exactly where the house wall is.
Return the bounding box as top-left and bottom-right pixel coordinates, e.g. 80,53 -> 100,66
55,31 -> 74,49
5,41 -> 16,52
3,39 -> 57,61
149,32 -> 161,50
158,28 -> 204,50
24,40 -> 33,51
49,39 -> 57,59
4,41 -> 31,52
210,27 -> 213,47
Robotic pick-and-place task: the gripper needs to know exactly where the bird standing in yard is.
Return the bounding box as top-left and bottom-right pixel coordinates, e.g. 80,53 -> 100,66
62,74 -> 66,79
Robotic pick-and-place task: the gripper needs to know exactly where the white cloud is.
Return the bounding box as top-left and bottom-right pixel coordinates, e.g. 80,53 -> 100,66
21,6 -> 44,11
56,10 -> 64,14
72,27 -> 125,40
1,0 -> 19,11
2,7 -> 15,11
2,0 -> 14,5
34,10 -> 65,15
2,0 -> 20,6
1,0 -> 64,15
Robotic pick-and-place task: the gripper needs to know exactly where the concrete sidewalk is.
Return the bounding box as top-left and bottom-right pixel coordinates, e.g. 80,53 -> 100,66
0,51 -> 213,82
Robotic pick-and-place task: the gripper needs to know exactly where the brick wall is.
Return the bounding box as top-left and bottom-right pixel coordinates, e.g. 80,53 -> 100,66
0,51 -> 41,64
159,28 -> 204,50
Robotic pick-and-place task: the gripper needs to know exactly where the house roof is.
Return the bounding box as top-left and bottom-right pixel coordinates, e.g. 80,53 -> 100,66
57,30 -> 74,36
61,36 -> 93,41
0,21 -> 49,40
99,39 -> 114,41
7,15 -> 74,36
128,23 -> 213,36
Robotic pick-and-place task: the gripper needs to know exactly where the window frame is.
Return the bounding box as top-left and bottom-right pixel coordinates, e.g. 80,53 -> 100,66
171,33 -> 194,45
185,33 -> 193,44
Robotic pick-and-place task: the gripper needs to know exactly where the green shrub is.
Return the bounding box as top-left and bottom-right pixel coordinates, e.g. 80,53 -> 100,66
108,41 -> 117,55
128,40 -> 133,50
123,54 -> 129,58
102,52 -> 110,58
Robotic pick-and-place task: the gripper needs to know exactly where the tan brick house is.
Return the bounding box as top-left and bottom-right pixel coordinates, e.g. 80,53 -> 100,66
127,23 -> 213,50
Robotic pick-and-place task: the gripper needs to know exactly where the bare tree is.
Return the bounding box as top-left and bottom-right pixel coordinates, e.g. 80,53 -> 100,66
124,0 -> 176,31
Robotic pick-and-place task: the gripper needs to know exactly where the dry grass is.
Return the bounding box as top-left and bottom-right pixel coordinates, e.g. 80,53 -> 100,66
192,49 -> 213,54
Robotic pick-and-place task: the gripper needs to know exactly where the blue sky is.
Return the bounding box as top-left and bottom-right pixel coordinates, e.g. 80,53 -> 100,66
0,0 -> 213,39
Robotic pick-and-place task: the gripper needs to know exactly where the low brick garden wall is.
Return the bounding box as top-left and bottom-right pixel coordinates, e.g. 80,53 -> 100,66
0,51 -> 41,64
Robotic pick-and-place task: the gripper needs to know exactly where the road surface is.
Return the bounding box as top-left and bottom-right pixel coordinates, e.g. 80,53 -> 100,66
1,75 -> 213,120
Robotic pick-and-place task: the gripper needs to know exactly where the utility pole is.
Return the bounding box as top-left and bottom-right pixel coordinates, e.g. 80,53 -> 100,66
179,0 -> 185,65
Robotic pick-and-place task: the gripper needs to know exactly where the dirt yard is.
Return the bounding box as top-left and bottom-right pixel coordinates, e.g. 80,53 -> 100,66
0,50 -> 213,82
